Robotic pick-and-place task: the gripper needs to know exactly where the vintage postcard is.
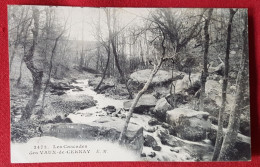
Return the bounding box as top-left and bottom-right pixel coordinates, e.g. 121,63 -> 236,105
9,5 -> 250,162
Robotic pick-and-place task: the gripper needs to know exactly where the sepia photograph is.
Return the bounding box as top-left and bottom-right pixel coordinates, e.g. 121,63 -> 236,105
8,5 -> 250,162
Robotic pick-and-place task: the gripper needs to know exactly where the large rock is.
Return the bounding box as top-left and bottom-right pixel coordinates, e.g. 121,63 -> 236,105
157,130 -> 214,161
144,135 -> 158,147
42,122 -> 143,153
208,125 -> 251,160
128,70 -> 182,92
50,94 -> 96,114
166,108 -> 210,141
205,80 -> 234,111
123,94 -> 157,114
130,69 -> 174,85
175,73 -> 201,93
152,97 -> 173,121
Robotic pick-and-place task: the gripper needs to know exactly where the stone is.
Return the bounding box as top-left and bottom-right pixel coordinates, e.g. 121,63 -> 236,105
152,97 -> 173,121
166,108 -> 210,141
144,135 -> 158,147
157,130 -> 178,147
123,94 -> 157,114
147,152 -> 156,158
50,94 -> 96,114
208,124 -> 251,160
102,105 -> 116,113
162,122 -> 170,129
120,114 -> 126,119
168,126 -> 177,136
175,73 -> 201,93
147,127 -> 156,133
170,147 -> 179,153
141,153 -> 146,157
148,118 -> 160,126
42,121 -> 143,153
152,145 -> 162,151
130,69 -> 173,85
158,130 -> 214,159
205,80 -> 234,111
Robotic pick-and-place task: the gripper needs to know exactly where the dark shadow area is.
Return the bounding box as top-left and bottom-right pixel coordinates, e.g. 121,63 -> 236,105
248,9 -> 260,156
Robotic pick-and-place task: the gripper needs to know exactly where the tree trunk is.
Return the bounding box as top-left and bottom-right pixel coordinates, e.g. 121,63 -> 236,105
212,9 -> 237,161
21,7 -> 42,120
118,59 -> 164,144
106,9 -> 133,99
218,10 -> 248,161
10,7 -> 25,71
41,33 -> 63,116
16,55 -> 24,86
16,18 -> 33,86
95,43 -> 111,91
118,30 -> 167,144
10,44 -> 18,71
199,8 -> 213,111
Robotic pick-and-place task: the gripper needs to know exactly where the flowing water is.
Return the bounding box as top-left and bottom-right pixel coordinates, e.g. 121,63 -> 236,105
67,79 -> 126,124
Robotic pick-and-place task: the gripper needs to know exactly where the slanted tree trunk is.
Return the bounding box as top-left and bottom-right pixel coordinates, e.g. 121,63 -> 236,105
118,29 -> 167,144
199,8 -> 213,111
95,42 -> 111,91
212,9 -> 237,161
106,9 -> 133,99
40,32 -> 63,116
218,11 -> 248,161
21,7 -> 42,120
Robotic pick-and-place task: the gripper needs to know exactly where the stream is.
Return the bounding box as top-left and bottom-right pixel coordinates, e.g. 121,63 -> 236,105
11,79 -> 213,162
67,79 -> 126,124
64,79 -> 203,161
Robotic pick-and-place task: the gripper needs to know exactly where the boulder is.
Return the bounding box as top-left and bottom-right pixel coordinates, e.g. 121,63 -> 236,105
144,135 -> 158,147
50,95 -> 96,114
208,124 -> 251,160
98,84 -> 115,93
205,80 -> 234,111
157,130 -> 214,161
240,114 -> 250,136
42,122 -> 143,153
123,94 -> 157,114
152,145 -> 162,151
170,147 -> 180,153
152,97 -> 173,121
148,118 -> 160,126
146,127 -> 156,133
147,152 -> 156,158
166,108 -> 210,141
162,122 -> 171,129
175,73 -> 201,93
102,105 -> 116,114
157,130 -> 178,147
165,94 -> 188,108
130,69 -> 174,85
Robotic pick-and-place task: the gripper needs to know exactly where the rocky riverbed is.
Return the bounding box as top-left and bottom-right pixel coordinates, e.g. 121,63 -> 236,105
11,72 -> 251,161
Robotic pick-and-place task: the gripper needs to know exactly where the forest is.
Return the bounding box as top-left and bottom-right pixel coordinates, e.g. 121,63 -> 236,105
9,6 -> 250,162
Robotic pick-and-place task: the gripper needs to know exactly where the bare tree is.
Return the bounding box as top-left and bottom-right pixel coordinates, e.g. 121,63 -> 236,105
40,31 -> 65,116
21,7 -> 42,120
199,9 -> 213,111
118,28 -> 169,144
212,8 -> 237,161
95,38 -> 111,91
16,16 -> 33,86
218,10 -> 248,161
9,7 -> 25,71
106,9 -> 133,99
